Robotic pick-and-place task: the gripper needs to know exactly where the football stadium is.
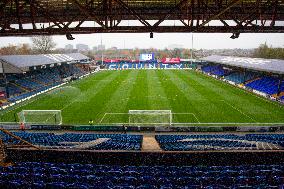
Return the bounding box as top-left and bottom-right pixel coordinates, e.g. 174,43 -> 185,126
1,55 -> 284,126
0,0 -> 284,189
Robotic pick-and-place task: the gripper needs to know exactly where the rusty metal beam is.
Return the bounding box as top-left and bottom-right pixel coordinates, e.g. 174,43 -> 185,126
29,0 -> 37,29
199,0 -> 243,27
0,0 -> 283,35
15,0 -> 23,30
0,25 -> 283,36
0,0 -> 11,18
220,20 -> 229,26
270,0 -> 278,26
153,0 -> 190,27
32,0 -> 65,30
236,0 -> 275,29
190,0 -> 194,28
113,0 -> 151,27
68,0 -> 105,27
0,128 -> 40,150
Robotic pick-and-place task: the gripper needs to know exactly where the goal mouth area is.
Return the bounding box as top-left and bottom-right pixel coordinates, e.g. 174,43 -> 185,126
128,110 -> 172,126
17,110 -> 62,125
99,111 -> 203,126
97,111 -> 284,127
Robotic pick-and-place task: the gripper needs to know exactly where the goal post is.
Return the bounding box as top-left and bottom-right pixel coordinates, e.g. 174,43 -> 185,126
17,110 -> 62,125
128,110 -> 172,126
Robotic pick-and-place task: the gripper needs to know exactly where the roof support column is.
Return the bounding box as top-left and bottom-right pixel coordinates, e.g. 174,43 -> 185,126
243,68 -> 246,84
277,77 -> 282,96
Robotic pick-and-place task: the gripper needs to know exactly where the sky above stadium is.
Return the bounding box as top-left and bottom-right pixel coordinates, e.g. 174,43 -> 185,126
0,33 -> 283,50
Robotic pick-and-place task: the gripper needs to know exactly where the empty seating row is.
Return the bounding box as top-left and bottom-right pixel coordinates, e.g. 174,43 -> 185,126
245,134 -> 284,146
0,162 -> 283,188
8,82 -> 62,102
0,132 -> 142,150
2,132 -> 284,151
201,65 -> 229,76
245,76 -> 284,95
14,78 -> 42,90
156,134 -> 284,151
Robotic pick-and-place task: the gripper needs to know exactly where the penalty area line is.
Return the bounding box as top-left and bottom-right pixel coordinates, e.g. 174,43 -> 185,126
173,113 -> 200,123
220,100 -> 257,123
99,112 -> 128,123
99,112 -> 201,124
191,113 -> 201,123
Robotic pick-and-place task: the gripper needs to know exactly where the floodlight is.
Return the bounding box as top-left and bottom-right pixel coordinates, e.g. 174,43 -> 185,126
66,33 -> 75,40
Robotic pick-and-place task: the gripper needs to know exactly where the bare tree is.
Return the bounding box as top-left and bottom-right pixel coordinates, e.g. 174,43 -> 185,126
31,36 -> 56,54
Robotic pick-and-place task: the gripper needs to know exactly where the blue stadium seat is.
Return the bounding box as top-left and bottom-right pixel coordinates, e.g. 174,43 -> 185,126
0,131 -> 143,150
1,162 -> 283,188
155,134 -> 284,151
0,64 -> 87,105
245,76 -> 283,95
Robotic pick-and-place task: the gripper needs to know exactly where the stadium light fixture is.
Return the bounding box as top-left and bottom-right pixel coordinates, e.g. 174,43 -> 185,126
230,32 -> 240,39
66,33 -> 75,40
230,34 -> 235,39
150,32 -> 153,38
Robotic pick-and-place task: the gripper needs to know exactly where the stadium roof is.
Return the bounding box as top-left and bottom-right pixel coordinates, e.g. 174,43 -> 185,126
201,55 -> 284,75
0,53 -> 90,73
0,0 -> 283,36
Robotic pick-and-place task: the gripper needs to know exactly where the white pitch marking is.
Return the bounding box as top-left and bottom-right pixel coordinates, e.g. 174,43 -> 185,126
172,113 -> 200,123
220,100 -> 257,123
171,122 -> 284,125
97,112 -> 284,126
99,112 -> 129,123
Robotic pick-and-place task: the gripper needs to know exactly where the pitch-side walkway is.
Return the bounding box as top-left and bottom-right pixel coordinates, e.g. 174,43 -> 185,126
142,136 -> 162,151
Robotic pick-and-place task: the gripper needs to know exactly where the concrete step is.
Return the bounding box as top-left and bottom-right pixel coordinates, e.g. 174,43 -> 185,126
142,136 -> 162,151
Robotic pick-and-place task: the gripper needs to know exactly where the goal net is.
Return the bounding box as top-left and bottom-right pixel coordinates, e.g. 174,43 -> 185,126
17,110 -> 62,125
128,110 -> 172,126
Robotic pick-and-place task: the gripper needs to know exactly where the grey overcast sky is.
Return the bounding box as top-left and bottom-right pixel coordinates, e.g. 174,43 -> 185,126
0,33 -> 283,49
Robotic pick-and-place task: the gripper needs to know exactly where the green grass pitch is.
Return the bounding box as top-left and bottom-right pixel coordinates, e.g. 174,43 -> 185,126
1,69 -> 284,126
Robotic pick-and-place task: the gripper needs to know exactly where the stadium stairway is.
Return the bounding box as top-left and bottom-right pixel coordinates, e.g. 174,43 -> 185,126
155,134 -> 284,151
0,132 -> 143,151
141,136 -> 162,151
244,77 -> 261,85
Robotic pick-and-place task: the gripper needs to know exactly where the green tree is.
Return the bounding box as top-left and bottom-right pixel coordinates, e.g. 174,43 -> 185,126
253,43 -> 284,60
